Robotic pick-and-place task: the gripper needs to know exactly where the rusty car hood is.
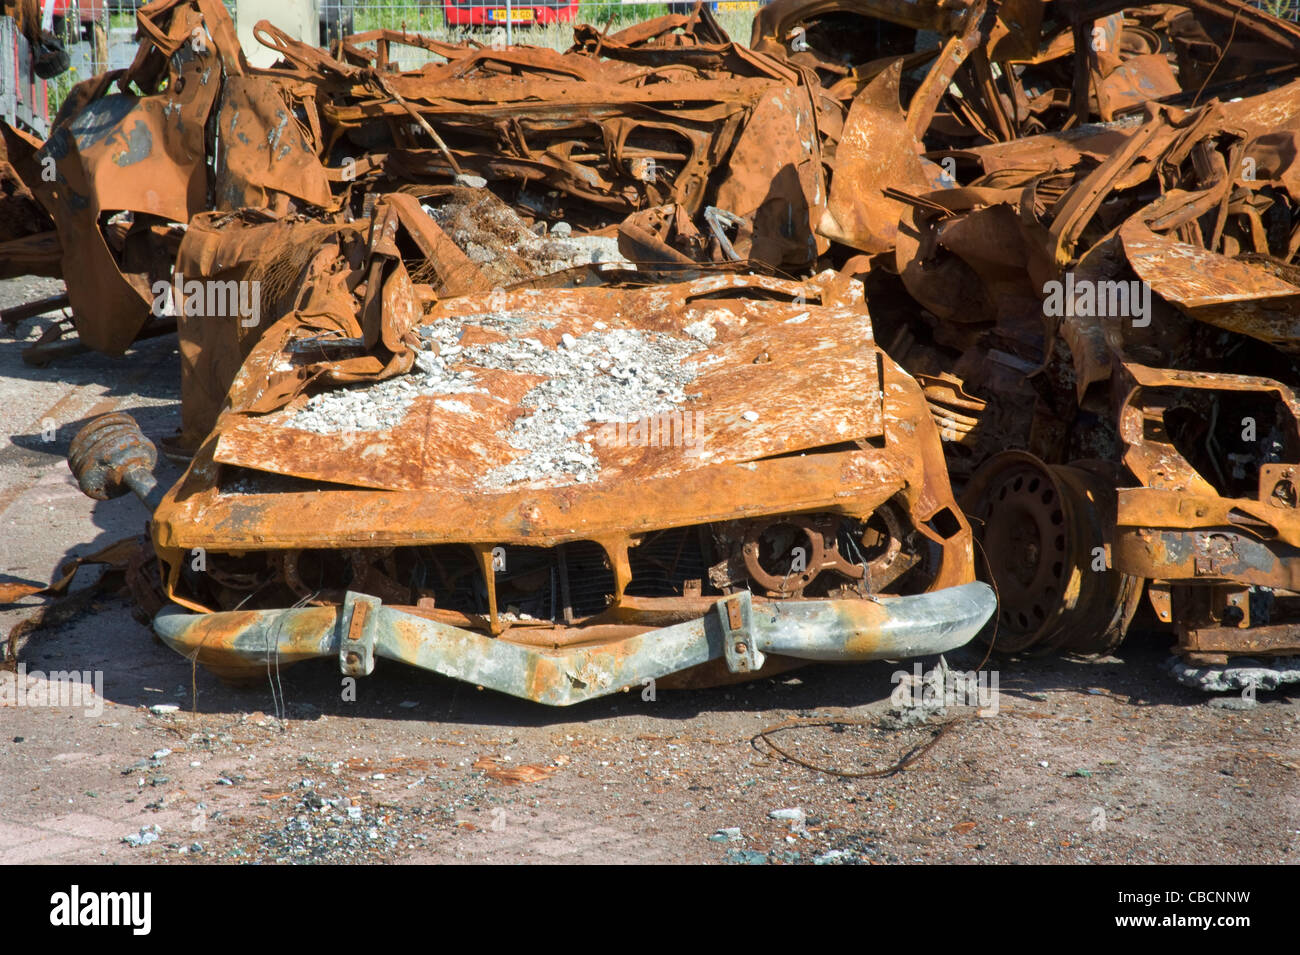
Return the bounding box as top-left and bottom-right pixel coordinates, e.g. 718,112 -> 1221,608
209,276 -> 887,495
147,271 -> 967,581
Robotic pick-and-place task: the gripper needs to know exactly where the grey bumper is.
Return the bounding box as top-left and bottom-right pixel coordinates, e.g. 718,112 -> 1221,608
154,582 -> 996,706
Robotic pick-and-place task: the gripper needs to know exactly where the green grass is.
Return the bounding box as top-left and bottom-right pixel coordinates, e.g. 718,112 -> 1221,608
355,0 -> 443,35
1258,0 -> 1299,18
45,72 -> 78,116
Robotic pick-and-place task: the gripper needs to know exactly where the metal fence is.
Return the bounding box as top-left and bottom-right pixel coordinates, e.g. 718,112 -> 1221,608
0,16 -> 51,136
25,0 -> 765,78
321,0 -> 765,67
9,0 -> 1300,122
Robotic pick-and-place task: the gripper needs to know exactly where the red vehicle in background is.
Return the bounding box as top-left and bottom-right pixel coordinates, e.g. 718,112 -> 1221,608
442,0 -> 580,27
48,0 -> 106,41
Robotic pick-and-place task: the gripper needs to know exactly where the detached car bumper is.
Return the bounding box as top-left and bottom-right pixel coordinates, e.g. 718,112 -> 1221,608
154,583 -> 996,705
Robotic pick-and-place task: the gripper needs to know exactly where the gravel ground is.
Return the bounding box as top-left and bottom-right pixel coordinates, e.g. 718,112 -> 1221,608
1,276 -> 1297,865
4,634 -> 1297,865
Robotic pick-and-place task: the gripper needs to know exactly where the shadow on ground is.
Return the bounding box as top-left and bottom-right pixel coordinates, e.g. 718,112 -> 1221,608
15,592 -> 1295,732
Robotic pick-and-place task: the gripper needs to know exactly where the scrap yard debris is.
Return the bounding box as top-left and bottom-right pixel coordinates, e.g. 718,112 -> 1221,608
3,0 -> 1300,702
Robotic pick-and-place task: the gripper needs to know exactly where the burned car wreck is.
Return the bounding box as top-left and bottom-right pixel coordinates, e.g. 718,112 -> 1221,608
134,274 -> 993,704
5,0 -> 1300,699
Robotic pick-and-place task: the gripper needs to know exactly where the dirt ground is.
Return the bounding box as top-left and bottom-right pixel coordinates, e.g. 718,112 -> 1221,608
1,278 -> 1297,866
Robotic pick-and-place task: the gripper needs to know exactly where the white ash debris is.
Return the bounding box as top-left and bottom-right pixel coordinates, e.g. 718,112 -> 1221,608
428,307 -> 557,337
422,195 -> 630,281
461,327 -> 707,489
485,439 -> 602,489
419,318 -> 473,349
684,318 -> 718,344
538,234 -> 629,271
282,318 -> 708,489
287,336 -> 484,434
434,398 -> 474,414
453,230 -> 627,274
500,607 -> 543,622
1167,655 -> 1300,693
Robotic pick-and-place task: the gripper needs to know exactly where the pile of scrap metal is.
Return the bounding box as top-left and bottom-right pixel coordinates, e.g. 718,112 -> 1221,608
755,0 -> 1300,688
3,0 -> 1299,699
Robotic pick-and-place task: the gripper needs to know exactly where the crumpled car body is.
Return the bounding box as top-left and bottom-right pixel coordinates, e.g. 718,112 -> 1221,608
144,272 -> 993,703
1113,365 -> 1300,663
879,50 -> 1300,663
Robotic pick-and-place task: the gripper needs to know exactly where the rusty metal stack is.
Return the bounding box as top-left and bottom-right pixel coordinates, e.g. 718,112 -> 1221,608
3,0 -> 1299,701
